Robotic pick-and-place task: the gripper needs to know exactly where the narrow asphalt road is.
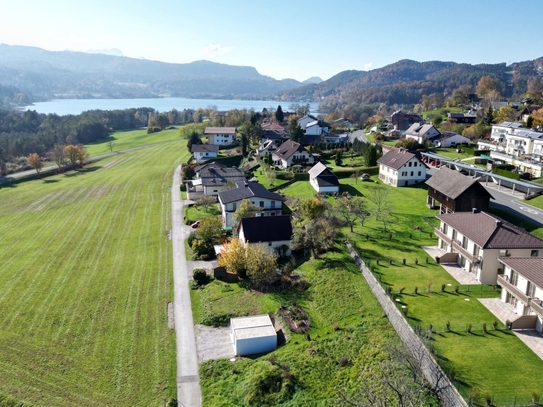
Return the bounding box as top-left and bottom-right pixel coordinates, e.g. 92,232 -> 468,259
172,165 -> 202,406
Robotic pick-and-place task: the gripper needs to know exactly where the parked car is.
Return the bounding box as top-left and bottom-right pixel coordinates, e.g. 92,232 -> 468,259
191,220 -> 201,229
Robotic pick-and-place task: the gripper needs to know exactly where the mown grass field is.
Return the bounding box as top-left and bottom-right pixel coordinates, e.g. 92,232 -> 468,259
0,140 -> 187,406
85,127 -> 181,156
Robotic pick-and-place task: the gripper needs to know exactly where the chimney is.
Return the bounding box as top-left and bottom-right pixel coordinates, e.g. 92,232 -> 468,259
495,219 -> 502,226
472,208 -> 478,214
244,181 -> 248,187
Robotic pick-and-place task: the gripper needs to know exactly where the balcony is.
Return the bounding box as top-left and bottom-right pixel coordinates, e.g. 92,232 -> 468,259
529,298 -> 543,317
497,275 -> 530,305
434,227 -> 451,244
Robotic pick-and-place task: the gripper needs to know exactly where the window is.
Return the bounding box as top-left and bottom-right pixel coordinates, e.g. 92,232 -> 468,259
408,162 -> 412,167
462,236 -> 468,249
418,171 -> 421,176
473,245 -> 480,256
232,203 -> 237,211
531,250 -> 539,257
442,224 -> 448,234
452,230 -> 457,241
410,171 -> 413,176
511,270 -> 519,286
527,281 -> 536,297
259,201 -> 264,208
271,201 -> 276,209
413,162 -> 417,167
499,249 -> 509,257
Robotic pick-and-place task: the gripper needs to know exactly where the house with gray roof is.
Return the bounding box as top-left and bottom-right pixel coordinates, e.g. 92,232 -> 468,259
435,210 -> 543,284
426,167 -> 494,213
308,162 -> 339,194
186,165 -> 246,199
218,181 -> 284,227
404,122 -> 441,144
272,140 -> 314,169
497,257 -> 543,332
238,215 -> 293,256
191,144 -> 219,162
377,148 -> 427,187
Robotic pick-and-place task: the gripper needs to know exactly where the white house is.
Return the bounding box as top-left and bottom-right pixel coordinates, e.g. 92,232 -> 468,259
256,139 -> 277,157
434,210 -> 543,284
297,115 -> 319,129
238,215 -> 293,256
218,181 -> 283,228
404,123 -> 441,144
186,165 -> 246,199
377,148 -> 427,187
308,162 -> 339,194
204,127 -> 237,146
191,144 -> 219,162
305,120 -> 329,136
272,140 -> 314,169
497,257 -> 543,332
230,314 -> 277,356
432,132 -> 470,148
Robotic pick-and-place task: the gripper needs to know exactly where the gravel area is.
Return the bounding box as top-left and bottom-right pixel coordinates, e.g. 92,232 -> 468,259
194,324 -> 234,363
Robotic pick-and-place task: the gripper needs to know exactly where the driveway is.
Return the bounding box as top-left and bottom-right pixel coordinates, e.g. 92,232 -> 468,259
172,165 -> 201,407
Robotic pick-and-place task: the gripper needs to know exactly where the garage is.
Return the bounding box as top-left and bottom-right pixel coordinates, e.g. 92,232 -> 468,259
230,314 -> 277,356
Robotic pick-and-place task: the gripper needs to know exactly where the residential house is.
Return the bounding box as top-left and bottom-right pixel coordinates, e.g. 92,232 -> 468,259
308,162 -> 339,194
191,144 -> 219,162
516,105 -> 542,123
377,148 -> 427,187
434,210 -> 543,284
186,165 -> 246,199
305,119 -> 330,136
332,118 -> 354,129
238,215 -> 293,256
218,181 -> 284,228
297,115 -> 319,129
404,123 -> 441,144
256,139 -> 278,157
193,161 -> 226,178
426,167 -> 494,213
272,140 -> 315,169
204,127 -> 237,146
432,132 -> 470,148
497,257 -> 543,332
447,112 -> 477,124
390,110 -> 423,134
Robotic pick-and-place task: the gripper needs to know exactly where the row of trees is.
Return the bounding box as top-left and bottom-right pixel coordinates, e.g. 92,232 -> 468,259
26,144 -> 89,175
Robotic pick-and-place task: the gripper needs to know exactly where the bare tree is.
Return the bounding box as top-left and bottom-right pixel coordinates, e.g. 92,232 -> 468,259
195,195 -> 217,212
335,197 -> 370,232
367,186 -> 394,232
51,144 -> 65,172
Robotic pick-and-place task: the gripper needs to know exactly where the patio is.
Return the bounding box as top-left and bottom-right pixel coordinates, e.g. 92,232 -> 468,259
422,246 -> 480,285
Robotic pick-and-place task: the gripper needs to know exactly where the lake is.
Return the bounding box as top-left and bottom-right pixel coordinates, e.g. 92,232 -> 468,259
24,97 -> 320,116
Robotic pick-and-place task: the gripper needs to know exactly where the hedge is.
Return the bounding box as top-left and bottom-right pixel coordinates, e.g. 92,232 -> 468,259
492,168 -> 521,180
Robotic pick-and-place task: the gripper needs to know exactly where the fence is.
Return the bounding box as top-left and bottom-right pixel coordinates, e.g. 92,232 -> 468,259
346,241 -> 468,407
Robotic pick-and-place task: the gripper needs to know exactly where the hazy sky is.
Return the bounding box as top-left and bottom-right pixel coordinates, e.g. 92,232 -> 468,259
1,0 -> 542,82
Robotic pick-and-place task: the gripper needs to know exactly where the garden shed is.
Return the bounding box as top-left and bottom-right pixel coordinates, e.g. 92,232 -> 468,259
230,314 -> 277,356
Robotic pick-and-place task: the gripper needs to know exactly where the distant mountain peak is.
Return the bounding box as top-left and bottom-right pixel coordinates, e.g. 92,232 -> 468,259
85,48 -> 124,57
302,76 -> 323,85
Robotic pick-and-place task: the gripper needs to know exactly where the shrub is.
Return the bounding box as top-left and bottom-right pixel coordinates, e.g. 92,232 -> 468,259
446,321 -> 451,332
482,323 -> 487,334
386,286 -> 393,295
402,258 -> 406,265
441,283 -> 446,292
505,319 -> 511,330
339,357 -> 350,367
492,320 -> 498,330
413,286 -> 418,295
454,286 -> 459,294
466,323 -> 472,334
193,268 -> 210,285
415,258 -> 418,265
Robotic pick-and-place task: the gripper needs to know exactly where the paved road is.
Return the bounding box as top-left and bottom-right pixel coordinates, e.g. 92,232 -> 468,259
348,129 -> 368,143
483,182 -> 543,227
171,165 -> 202,407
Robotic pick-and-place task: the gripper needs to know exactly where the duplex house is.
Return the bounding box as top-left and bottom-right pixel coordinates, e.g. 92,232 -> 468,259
194,161 -> 226,178
204,127 -> 237,146
272,140 -> 315,169
218,181 -> 284,228
434,210 -> 543,284
238,215 -> 293,256
377,148 -> 427,187
186,165 -> 246,199
432,132 -> 470,148
404,123 -> 441,144
426,167 -> 493,213
305,119 -> 330,136
191,144 -> 219,162
497,257 -> 543,332
308,162 -> 339,194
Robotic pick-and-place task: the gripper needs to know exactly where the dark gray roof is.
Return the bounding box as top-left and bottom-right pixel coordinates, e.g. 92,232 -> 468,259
239,215 -> 292,243
498,257 -> 543,290
218,181 -> 283,204
377,148 -> 418,170
199,167 -> 246,187
426,167 -> 494,200
261,129 -> 289,139
194,161 -> 226,173
273,140 -> 310,160
437,211 -> 543,249
316,174 -> 339,187
191,144 -> 219,153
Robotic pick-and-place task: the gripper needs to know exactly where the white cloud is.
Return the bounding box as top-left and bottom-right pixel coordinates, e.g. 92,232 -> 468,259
201,44 -> 233,56
363,62 -> 373,71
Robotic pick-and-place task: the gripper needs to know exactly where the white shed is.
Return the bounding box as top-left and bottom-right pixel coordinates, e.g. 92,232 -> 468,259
230,314 -> 277,356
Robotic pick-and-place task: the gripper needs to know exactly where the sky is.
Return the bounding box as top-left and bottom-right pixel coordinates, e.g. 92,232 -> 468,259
1,0 -> 542,82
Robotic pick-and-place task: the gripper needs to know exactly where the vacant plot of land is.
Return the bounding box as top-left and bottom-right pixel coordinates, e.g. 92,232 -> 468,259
0,141 -> 188,406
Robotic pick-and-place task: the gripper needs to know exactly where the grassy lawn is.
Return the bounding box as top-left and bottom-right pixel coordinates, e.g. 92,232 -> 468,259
280,180 -> 316,199
252,170 -> 292,190
523,195 -> 543,211
86,127 -> 181,156
430,147 -> 474,161
184,203 -> 220,224
0,140 -> 188,406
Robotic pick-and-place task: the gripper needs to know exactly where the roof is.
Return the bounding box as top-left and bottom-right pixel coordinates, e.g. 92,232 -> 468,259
218,181 -> 283,204
191,144 -> 219,153
308,162 -> 339,187
308,162 -> 328,177
273,140 -> 310,160
377,148 -> 418,170
199,166 -> 246,187
239,215 -> 293,243
498,257 -> 543,290
194,161 -> 226,173
261,128 -> 289,139
405,122 -> 439,137
204,127 -> 236,135
448,113 -> 477,119
231,314 -> 276,340
436,211 -> 543,249
426,167 -> 494,200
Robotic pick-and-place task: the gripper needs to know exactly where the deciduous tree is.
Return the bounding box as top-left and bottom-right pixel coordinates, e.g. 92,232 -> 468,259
233,199 -> 262,223
217,238 -> 247,277
367,186 -> 393,232
298,197 -> 326,221
476,75 -> 501,99
154,114 -> 170,131
195,195 -> 217,212
335,197 -> 370,232
27,153 -> 44,175
245,244 -> 277,288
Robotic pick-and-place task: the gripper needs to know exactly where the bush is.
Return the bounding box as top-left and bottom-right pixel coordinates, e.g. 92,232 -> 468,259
193,268 -> 210,285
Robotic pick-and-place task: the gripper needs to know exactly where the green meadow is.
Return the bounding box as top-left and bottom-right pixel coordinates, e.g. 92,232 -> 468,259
0,139 -> 187,406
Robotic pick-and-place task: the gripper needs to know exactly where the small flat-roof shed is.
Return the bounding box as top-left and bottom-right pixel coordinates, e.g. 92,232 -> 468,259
230,314 -> 277,356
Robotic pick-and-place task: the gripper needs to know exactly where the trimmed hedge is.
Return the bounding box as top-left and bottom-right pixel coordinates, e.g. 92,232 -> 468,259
493,168 -> 521,180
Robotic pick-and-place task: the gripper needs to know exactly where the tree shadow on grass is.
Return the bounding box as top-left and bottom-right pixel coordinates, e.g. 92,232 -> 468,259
64,166 -> 102,177
338,184 -> 364,197
43,179 -> 59,183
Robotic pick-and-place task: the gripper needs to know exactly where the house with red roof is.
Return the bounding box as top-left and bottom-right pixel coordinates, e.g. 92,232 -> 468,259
377,148 -> 427,187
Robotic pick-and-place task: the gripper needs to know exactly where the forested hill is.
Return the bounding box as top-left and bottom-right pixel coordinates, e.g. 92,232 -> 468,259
279,58 -> 543,107
0,44 -> 303,101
